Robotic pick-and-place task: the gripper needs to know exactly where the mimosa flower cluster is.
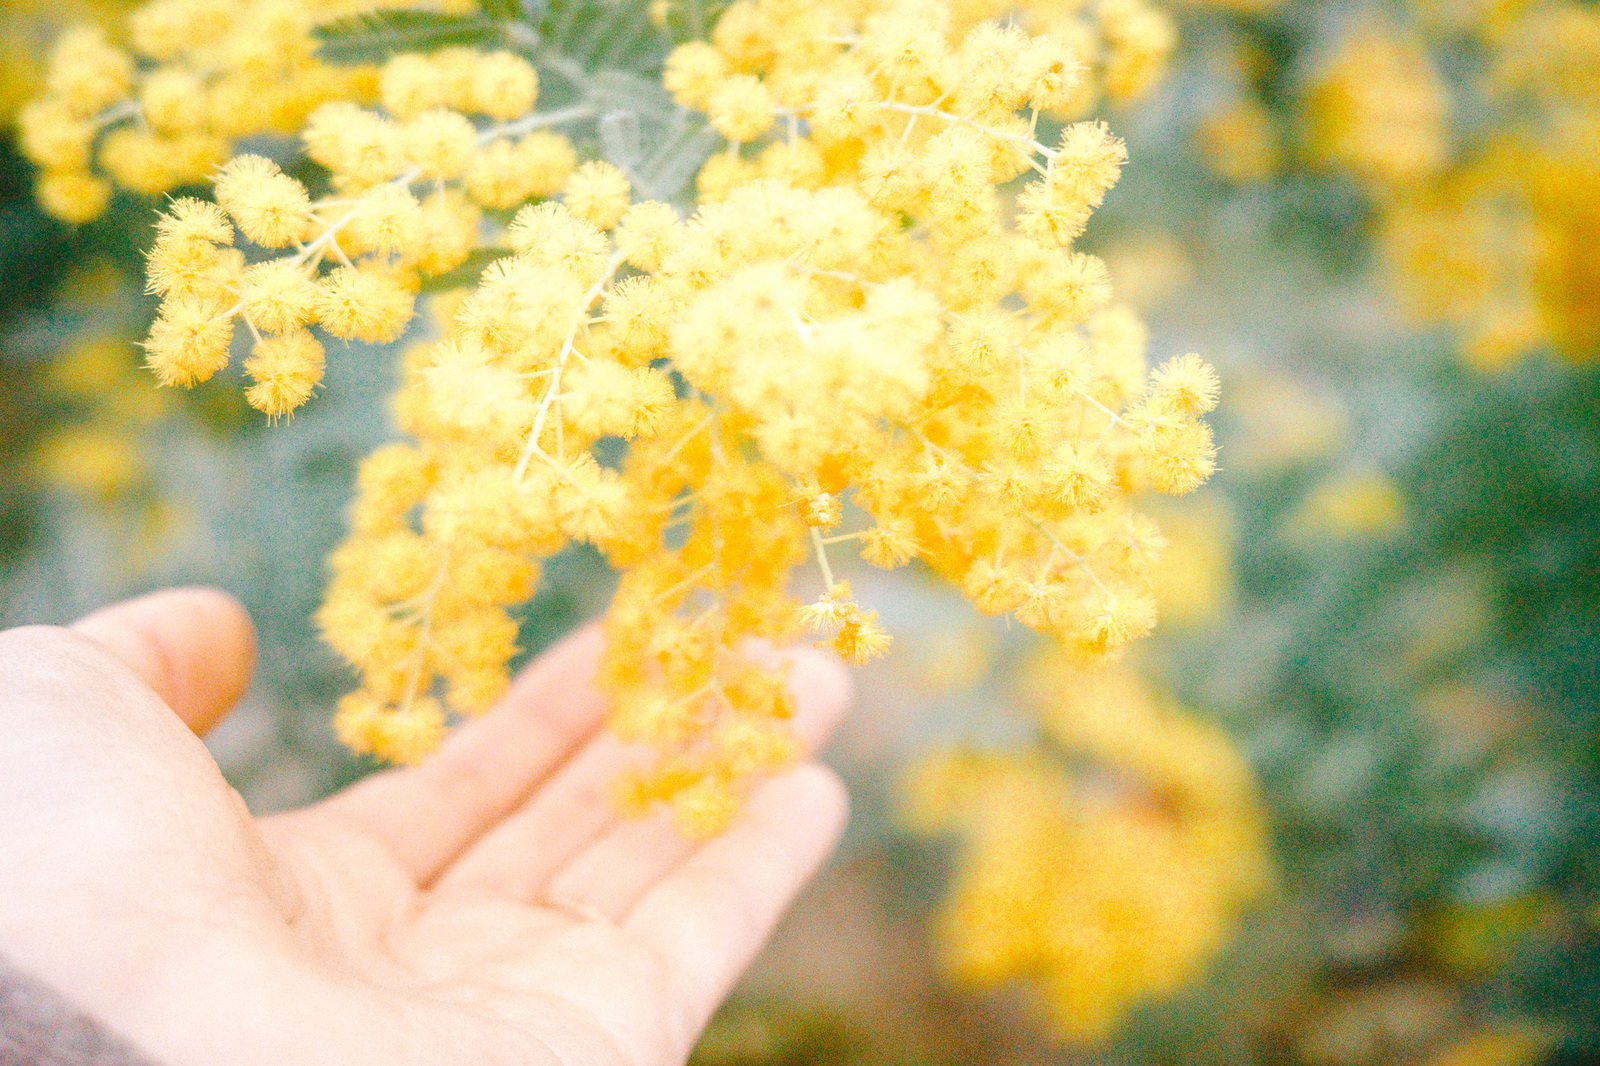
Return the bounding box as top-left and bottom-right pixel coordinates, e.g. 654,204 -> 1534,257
1374,3 -> 1600,366
134,47 -> 578,420
902,664 -> 1272,1039
30,0 -> 1218,836
1194,0 -> 1600,367
16,0 -> 391,224
20,0 -> 1178,227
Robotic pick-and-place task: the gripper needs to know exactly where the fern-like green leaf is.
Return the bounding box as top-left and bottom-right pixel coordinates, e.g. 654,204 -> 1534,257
478,0 -> 548,24
314,10 -> 507,64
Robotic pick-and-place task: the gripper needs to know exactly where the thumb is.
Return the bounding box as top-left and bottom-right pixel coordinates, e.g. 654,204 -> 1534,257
0,605 -> 284,1049
70,587 -> 257,734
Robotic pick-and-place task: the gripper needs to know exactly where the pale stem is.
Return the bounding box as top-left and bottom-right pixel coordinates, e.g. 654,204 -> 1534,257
654,562 -> 717,606
811,527 -> 837,590
655,493 -> 699,513
513,251 -> 626,482
1077,389 -> 1132,430
788,308 -> 813,345
1036,543 -> 1060,582
301,165 -> 422,262
399,552 -> 454,715
876,101 -> 1056,161
805,266 -> 873,288
93,99 -> 142,129
482,103 -> 597,145
1024,515 -> 1111,597
1004,138 -> 1052,178
660,410 -> 714,464
899,108 -> 920,146
295,206 -> 362,268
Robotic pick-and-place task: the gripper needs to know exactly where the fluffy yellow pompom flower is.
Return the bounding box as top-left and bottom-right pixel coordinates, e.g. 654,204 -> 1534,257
510,202 -> 612,286
316,267 -> 415,343
468,51 -> 538,120
214,155 -> 314,248
44,26 -> 134,118
706,73 -> 775,142
238,261 -> 316,336
99,127 -> 223,196
615,201 -> 683,272
34,171 -> 113,225
465,131 -> 578,208
404,108 -> 478,179
337,694 -> 448,765
563,160 -> 633,230
244,330 -> 326,420
379,54 -> 449,120
143,299 -> 234,386
345,184 -> 424,256
16,102 -> 96,172
663,41 -> 730,110
1148,352 -> 1222,415
305,102 -> 404,189
139,70 -> 209,135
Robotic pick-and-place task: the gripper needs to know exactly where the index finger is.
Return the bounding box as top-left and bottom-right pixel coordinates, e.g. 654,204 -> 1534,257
308,625 -> 609,885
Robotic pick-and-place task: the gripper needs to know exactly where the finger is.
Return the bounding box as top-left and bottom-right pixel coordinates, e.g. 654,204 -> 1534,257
428,730 -> 643,903
69,587 -> 257,735
311,625 -> 609,886
435,646 -> 852,911
536,648 -> 851,919
0,625 -> 291,1019
624,762 -> 849,1060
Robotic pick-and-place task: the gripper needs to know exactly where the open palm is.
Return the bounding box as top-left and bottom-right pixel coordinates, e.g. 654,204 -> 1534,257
0,589 -> 850,1066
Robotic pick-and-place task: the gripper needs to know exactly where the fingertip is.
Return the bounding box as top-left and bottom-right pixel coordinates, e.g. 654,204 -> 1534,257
70,587 -> 257,735
775,761 -> 851,844
781,646 -> 855,748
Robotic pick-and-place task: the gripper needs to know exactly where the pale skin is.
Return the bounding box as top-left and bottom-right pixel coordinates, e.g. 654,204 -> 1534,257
0,588 -> 852,1066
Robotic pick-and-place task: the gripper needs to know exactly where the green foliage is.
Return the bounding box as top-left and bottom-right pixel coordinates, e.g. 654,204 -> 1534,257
314,0 -> 731,68
314,9 -> 511,63
585,68 -> 720,202
417,247 -> 512,293
479,0 -> 550,24
692,998 -> 868,1066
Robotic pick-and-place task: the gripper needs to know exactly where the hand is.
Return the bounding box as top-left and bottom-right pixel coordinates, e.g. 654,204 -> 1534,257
0,589 -> 851,1066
